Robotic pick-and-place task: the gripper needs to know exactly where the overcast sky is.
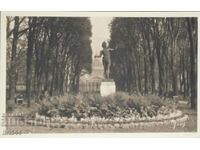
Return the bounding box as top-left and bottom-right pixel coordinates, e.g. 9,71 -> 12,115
90,17 -> 113,56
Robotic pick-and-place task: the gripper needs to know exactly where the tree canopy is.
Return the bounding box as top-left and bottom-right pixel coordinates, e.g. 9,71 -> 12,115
7,17 -> 92,107
109,17 -> 197,109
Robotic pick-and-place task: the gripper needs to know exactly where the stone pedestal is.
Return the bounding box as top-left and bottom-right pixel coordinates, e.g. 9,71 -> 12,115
100,80 -> 116,97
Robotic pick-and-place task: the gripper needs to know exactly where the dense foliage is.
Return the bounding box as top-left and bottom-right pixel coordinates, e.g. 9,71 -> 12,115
12,92 -> 177,121
7,17 -> 92,107
109,18 -> 197,109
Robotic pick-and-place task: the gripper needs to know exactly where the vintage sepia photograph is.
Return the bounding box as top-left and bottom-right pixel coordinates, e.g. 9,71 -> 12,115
2,12 -> 198,135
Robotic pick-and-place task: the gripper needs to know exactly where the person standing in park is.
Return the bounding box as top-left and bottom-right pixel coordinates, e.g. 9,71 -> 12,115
95,41 -> 115,79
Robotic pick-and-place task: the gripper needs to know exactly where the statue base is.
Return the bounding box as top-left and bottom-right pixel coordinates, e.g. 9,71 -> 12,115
100,79 -> 116,97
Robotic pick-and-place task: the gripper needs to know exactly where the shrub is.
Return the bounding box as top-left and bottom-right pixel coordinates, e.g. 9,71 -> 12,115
38,100 -> 54,117
12,102 -> 41,118
30,92 -> 177,120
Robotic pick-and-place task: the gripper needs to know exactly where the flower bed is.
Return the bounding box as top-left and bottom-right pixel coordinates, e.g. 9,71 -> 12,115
26,110 -> 188,130
19,92 -> 189,130
36,92 -> 177,119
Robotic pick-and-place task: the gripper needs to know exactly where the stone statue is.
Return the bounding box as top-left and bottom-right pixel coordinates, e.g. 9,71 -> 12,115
95,41 -> 115,79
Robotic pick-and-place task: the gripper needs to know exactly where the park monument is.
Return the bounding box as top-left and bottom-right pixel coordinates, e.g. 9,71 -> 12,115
95,41 -> 116,96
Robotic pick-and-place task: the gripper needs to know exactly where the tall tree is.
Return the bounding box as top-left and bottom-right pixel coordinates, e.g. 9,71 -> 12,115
187,18 -> 197,109
110,17 -> 197,108
8,16 -> 20,108
26,17 -> 37,107
7,17 -> 92,107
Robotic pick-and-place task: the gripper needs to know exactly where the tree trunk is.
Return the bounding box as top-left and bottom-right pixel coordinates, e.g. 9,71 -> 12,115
9,16 -> 20,108
171,39 -> 178,95
146,36 -> 155,93
155,41 -> 164,96
143,39 -> 148,94
26,17 -> 36,107
187,18 -> 197,109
